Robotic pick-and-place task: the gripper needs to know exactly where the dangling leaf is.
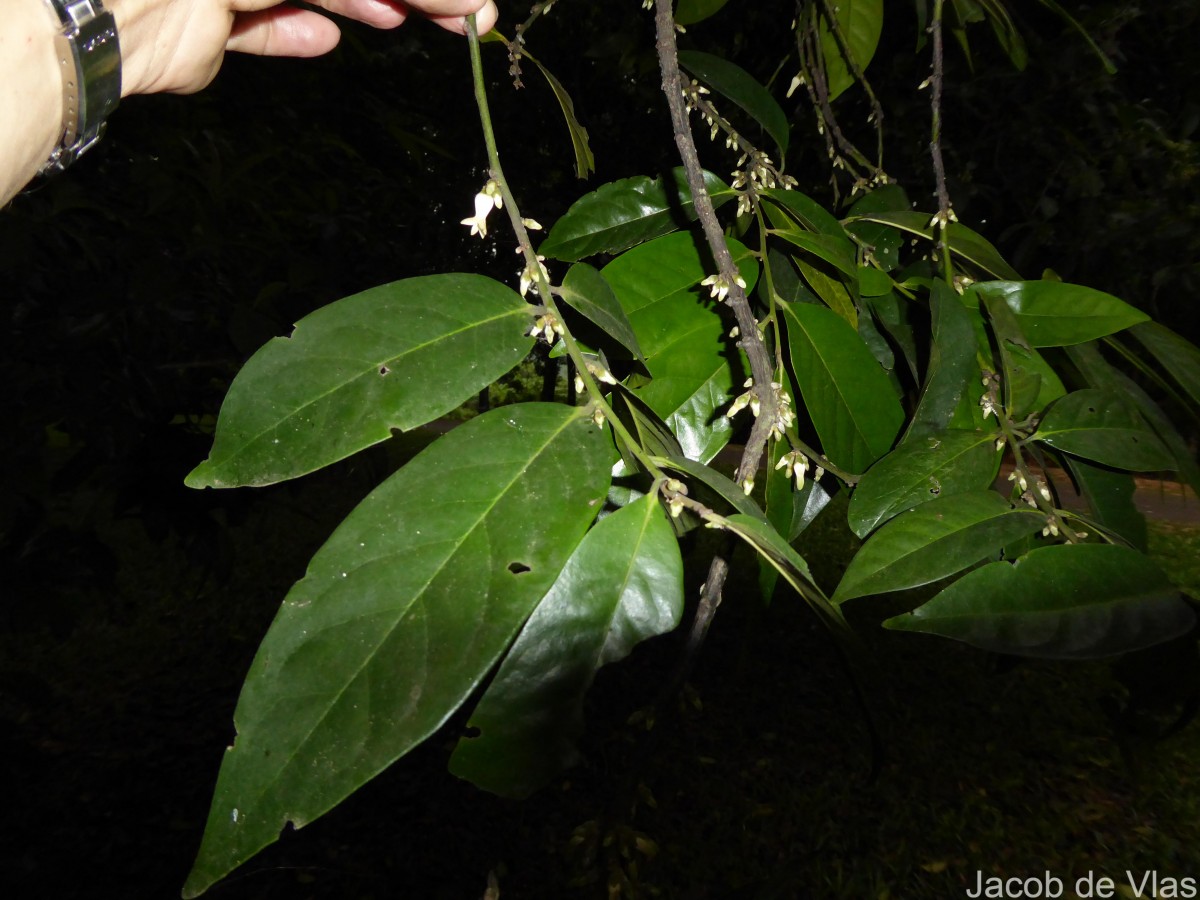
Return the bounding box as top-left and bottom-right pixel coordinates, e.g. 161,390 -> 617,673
847,211 -> 1021,280
540,169 -> 735,262
718,513 -> 848,633
762,188 -> 847,237
818,0 -> 885,101
782,301 -> 905,475
678,50 -> 790,158
1129,322 -> 1200,418
186,274 -> 533,489
516,44 -> 595,179
834,491 -> 1043,603
971,280 -> 1148,348
183,404 -> 612,898
848,429 -> 1001,538
1031,0 -> 1117,73
651,454 -> 770,523
1063,456 -> 1147,551
884,544 -> 1193,659
449,495 -> 683,798
906,281 -> 978,440
1032,389 -> 1175,472
557,263 -> 647,365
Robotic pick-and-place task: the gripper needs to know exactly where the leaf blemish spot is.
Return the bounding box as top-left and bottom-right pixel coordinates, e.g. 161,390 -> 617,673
508,561 -> 532,574
379,365 -> 390,376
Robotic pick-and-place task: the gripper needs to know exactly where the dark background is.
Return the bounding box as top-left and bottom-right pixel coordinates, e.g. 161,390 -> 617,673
1,2 -> 1197,897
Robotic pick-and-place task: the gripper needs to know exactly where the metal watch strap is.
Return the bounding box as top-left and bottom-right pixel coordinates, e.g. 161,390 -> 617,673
40,0 -> 121,175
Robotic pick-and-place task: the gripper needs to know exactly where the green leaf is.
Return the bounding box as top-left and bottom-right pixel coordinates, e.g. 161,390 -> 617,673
718,513 -> 848,633
182,404 -> 612,898
906,281 -> 977,440
979,0 -> 1027,69
782,301 -> 905,475
675,0 -> 730,25
557,263 -> 647,364
818,0 -> 885,101
448,495 -> 682,797
971,280 -> 1149,348
1031,0 -> 1117,73
603,233 -> 757,462
678,50 -> 790,158
761,188 -> 846,237
847,211 -> 1021,280
848,429 -> 1001,538
1032,389 -> 1175,472
866,290 -> 919,380
540,169 -> 735,262
845,185 -> 909,273
1067,342 -> 1200,498
186,275 -> 533,489
795,256 -> 858,327
651,454 -> 769,523
834,491 -> 1043,603
857,266 -> 894,297
883,544 -> 1194,659
1063,457 -> 1147,551
520,47 -> 595,179
1129,321 -> 1200,417
610,384 -> 684,463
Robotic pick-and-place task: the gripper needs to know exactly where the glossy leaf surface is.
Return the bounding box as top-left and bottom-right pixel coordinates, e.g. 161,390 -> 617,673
183,404 -> 612,897
783,301 -> 904,475
972,280 -> 1149,347
1033,389 -> 1175,472
678,50 -> 790,157
604,233 -> 757,462
848,429 -> 1001,538
762,188 -> 846,237
557,263 -> 646,364
884,544 -> 1194,659
834,491 -> 1043,603
449,495 -> 682,797
540,169 -> 734,262
186,275 -> 533,488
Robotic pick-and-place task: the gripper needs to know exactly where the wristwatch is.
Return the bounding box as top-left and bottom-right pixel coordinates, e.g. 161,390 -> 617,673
40,0 -> 121,175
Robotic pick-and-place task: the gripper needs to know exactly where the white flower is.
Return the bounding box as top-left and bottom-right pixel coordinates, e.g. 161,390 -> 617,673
460,180 -> 503,238
519,255 -> 550,297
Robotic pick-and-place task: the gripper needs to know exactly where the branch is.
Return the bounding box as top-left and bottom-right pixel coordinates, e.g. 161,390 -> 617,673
652,0 -> 779,488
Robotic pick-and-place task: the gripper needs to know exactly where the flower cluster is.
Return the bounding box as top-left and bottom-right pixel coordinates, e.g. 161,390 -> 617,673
700,272 -> 747,303
730,149 -> 796,215
662,478 -> 690,519
727,379 -> 795,442
527,311 -> 564,345
518,251 -> 550,297
775,449 -> 823,491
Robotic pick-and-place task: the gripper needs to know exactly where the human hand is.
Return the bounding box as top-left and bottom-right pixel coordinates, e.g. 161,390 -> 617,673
112,0 -> 499,96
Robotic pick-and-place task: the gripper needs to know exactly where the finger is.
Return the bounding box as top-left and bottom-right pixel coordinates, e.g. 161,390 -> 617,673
418,1 -> 498,35
226,7 -> 343,58
310,0 -> 410,29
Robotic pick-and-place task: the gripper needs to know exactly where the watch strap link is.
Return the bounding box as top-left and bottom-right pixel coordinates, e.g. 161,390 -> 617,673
40,0 -> 121,175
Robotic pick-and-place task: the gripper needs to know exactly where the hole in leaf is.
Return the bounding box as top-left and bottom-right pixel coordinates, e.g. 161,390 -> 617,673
462,725 -> 481,738
508,561 -> 531,575
379,365 -> 390,376
1087,406 -> 1096,413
